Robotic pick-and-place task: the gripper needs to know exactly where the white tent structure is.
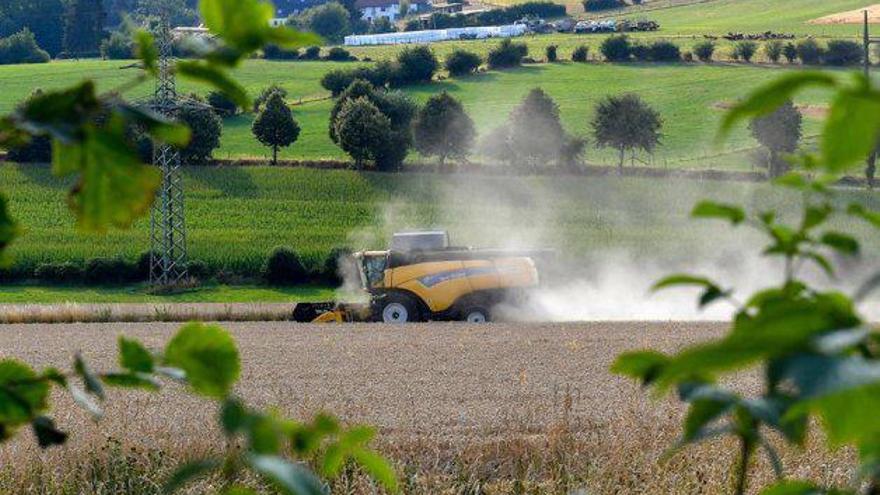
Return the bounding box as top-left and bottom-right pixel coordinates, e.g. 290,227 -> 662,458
344,24 -> 527,46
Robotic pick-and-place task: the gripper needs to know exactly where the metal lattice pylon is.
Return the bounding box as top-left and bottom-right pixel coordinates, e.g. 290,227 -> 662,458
149,15 -> 188,286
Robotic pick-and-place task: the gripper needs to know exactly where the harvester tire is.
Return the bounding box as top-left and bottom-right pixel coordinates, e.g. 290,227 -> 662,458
462,306 -> 491,323
379,292 -> 422,323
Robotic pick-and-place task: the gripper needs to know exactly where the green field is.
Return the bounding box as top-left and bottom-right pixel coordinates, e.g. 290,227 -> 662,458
0,59 -> 853,169
2,165 -> 879,280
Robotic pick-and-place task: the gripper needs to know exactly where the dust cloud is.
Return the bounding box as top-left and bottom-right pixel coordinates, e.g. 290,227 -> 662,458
341,173 -> 880,322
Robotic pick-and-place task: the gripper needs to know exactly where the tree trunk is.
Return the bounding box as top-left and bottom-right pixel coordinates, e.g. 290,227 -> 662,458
867,151 -> 877,189
272,145 -> 278,166
617,147 -> 625,175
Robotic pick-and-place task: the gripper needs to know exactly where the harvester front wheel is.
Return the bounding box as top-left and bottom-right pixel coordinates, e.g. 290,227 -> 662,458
379,293 -> 421,323
462,307 -> 490,323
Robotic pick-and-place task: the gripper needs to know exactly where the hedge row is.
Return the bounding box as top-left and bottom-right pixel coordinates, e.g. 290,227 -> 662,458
0,248 -> 352,287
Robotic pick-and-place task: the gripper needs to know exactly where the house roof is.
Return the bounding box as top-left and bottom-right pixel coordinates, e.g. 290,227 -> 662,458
356,0 -> 428,8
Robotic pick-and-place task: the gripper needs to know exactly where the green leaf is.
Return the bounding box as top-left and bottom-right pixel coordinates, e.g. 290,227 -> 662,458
164,322 -> 240,399
200,0 -> 275,52
683,397 -> 734,442
163,458 -> 221,493
74,353 -> 104,400
820,232 -> 859,256
248,455 -> 327,495
177,61 -> 250,108
119,336 -> 154,373
15,81 -> 101,142
101,372 -> 161,391
811,327 -> 872,355
758,481 -> 824,495
0,194 -> 18,266
221,397 -> 249,435
652,274 -> 718,291
351,448 -> 399,493
135,30 -> 158,76
848,204 -> 880,229
0,359 -> 50,428
691,201 -> 745,225
53,121 -> 162,232
248,415 -> 282,455
31,416 -> 67,448
801,204 -> 832,231
821,77 -> 880,173
611,350 -> 670,384
803,252 -> 835,278
117,104 -> 191,147
719,72 -> 837,138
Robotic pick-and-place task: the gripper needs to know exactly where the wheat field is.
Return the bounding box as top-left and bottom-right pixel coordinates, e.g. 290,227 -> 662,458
0,322 -> 853,494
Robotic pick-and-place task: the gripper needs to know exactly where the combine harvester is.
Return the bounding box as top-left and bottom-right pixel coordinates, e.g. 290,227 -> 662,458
294,231 -> 547,323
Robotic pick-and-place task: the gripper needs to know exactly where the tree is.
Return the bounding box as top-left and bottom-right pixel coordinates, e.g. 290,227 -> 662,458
63,0 -> 106,57
0,0 -> 65,57
100,29 -> 133,59
299,2 -> 351,43
600,34 -> 631,62
824,40 -> 863,66
333,97 -> 393,169
393,45 -> 438,85
782,42 -> 797,63
572,45 -> 589,62
545,44 -> 557,62
177,99 -> 223,165
413,91 -> 475,165
732,40 -> 757,62
693,40 -> 715,62
765,40 -> 783,63
748,99 -> 802,178
796,38 -> 823,65
591,93 -> 662,172
507,88 -> 566,167
252,91 -> 300,165
583,0 -> 625,11
6,89 -> 51,163
0,28 -> 50,64
445,49 -> 482,76
369,17 -> 396,34
487,38 -> 527,69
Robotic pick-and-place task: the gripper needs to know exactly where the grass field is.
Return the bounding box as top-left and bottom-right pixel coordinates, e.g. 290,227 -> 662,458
0,284 -> 333,303
0,58 -> 852,168
0,321 -> 852,493
3,165 -> 879,281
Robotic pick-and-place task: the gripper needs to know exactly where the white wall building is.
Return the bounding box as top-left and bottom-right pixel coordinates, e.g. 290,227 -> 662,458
356,0 -> 429,22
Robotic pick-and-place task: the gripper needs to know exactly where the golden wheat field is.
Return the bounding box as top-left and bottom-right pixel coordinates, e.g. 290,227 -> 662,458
0,322 -> 854,494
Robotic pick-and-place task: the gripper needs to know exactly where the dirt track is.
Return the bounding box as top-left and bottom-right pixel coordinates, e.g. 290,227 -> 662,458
0,322 -> 852,493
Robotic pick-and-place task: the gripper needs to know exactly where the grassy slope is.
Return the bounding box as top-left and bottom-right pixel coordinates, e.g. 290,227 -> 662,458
3,165 -> 879,278
0,59 -> 843,168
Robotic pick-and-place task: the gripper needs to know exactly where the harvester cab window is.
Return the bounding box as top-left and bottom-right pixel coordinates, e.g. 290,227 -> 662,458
362,255 -> 387,288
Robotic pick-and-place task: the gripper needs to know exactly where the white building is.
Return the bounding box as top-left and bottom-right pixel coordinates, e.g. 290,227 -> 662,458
356,0 -> 430,22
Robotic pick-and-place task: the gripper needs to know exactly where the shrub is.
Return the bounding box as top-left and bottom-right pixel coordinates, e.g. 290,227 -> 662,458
100,31 -> 133,60
325,46 -> 353,61
0,29 -> 50,65
263,247 -> 309,285
545,45 -> 557,62
34,262 -> 83,284
487,39 -> 528,69
413,91 -> 476,164
252,91 -> 300,165
732,40 -> 757,62
796,38 -> 823,65
748,99 -> 802,178
583,0 -> 625,11
263,44 -> 299,60
177,99 -> 223,165
782,42 -> 797,63
84,257 -> 139,285
591,93 -> 662,171
693,40 -> 715,62
444,49 -> 482,76
322,247 -> 354,285
302,46 -> 321,60
765,40 -> 783,63
600,35 -> 631,62
299,2 -> 351,43
321,64 -> 393,96
571,45 -> 589,62
207,91 -> 240,117
823,40 -> 863,66
629,43 -> 650,62
648,40 -> 680,62
393,45 -> 438,85
186,260 -> 211,281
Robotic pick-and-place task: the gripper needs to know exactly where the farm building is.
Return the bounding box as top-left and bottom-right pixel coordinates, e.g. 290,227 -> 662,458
356,0 -> 430,22
344,23 -> 527,45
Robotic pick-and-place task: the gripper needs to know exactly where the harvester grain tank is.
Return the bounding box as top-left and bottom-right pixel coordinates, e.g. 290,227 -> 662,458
293,231 -> 547,323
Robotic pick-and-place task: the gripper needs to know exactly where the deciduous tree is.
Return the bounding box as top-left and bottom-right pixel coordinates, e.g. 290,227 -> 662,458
413,91 -> 475,165
591,93 -> 662,172
252,91 -> 300,165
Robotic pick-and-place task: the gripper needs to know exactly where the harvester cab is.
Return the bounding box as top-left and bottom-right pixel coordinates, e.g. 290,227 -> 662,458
293,231 -> 545,324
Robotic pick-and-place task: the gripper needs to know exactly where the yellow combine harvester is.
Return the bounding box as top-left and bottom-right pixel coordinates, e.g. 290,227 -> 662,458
293,231 -> 544,323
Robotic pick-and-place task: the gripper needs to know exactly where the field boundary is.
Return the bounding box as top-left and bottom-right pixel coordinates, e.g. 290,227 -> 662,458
0,302 -> 299,324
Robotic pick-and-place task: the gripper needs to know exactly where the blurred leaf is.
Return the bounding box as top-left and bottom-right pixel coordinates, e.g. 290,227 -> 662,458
819,232 -> 859,256
699,286 -> 729,308
804,252 -> 835,278
119,336 -> 154,373
611,350 -> 670,384
177,61 -> 249,108
15,82 -> 101,142
53,121 -> 162,232
811,327 -> 872,355
758,436 -> 784,479
340,426 -> 374,448
758,480 -> 821,495
155,367 -> 186,382
855,272 -> 880,302
200,0 -> 274,52
0,194 -> 18,266
102,372 -> 160,390
248,455 -> 327,495
351,448 -> 399,493
821,77 -> 880,172
248,415 -> 282,455
164,322 -> 240,399
163,458 -> 221,494
322,443 -> 345,477
683,397 -> 734,442
117,104 -> 191,147
653,274 -> 718,291
74,353 -> 104,400
68,384 -> 103,419
221,397 -> 249,435
221,488 -> 258,495
41,368 -> 66,387
31,416 -> 67,448
720,72 -> 836,138
847,204 -> 880,229
692,201 -> 745,225
802,204 -> 832,231
135,30 -> 158,76
0,360 -> 50,427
